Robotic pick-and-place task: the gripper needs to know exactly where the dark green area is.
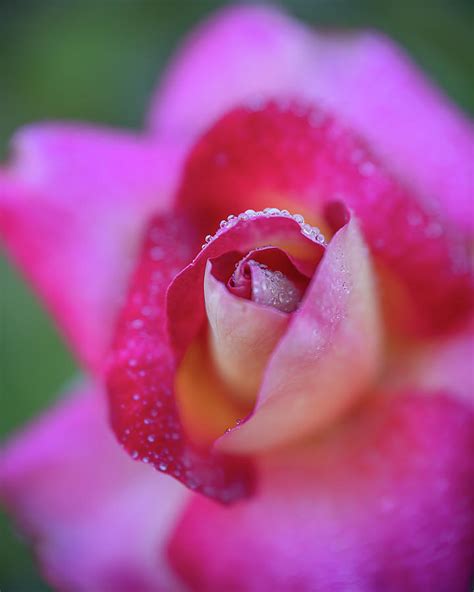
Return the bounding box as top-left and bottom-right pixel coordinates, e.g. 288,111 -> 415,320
0,0 -> 472,590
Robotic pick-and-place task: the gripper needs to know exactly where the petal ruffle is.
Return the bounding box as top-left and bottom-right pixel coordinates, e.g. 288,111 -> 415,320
150,5 -> 474,233
0,124 -> 185,372
0,385 -> 189,592
168,393 -> 474,592
218,219 -> 382,454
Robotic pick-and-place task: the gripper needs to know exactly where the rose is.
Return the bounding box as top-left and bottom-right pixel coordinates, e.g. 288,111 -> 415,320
1,5 -> 473,592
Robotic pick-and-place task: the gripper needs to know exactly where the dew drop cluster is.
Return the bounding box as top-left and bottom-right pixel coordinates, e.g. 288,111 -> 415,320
202,207 -> 326,249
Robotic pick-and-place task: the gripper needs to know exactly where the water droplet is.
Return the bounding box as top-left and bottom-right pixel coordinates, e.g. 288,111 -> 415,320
208,207 -> 325,248
150,246 -> 164,261
246,96 -> 265,111
147,434 -> 156,443
309,109 -> 325,127
359,161 -> 375,176
425,221 -> 443,238
215,152 -> 228,166
407,212 -> 423,226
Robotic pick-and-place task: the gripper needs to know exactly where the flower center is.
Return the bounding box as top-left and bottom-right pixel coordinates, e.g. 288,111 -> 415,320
230,259 -> 302,313
174,207 -> 326,445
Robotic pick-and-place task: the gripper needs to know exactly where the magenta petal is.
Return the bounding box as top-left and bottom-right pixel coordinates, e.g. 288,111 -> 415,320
174,102 -> 473,336
168,394 -> 474,592
0,385 -> 189,592
113,213 -> 321,499
150,5 -> 474,233
107,213 -> 254,503
0,124 -> 185,372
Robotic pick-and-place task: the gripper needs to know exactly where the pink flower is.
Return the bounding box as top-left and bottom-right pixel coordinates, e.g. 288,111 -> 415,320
1,6 -> 473,591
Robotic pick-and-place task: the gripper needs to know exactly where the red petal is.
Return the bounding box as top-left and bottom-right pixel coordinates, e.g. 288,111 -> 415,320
106,213 -> 254,503
176,102 -> 473,336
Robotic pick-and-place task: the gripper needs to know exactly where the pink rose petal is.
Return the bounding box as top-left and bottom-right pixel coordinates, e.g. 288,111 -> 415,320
0,385 -> 189,592
0,124 -> 185,372
150,5 -> 474,233
169,393 -> 474,592
384,322 -> 474,409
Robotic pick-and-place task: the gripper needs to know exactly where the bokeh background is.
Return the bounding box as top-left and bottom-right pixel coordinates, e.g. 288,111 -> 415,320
0,1 -> 473,590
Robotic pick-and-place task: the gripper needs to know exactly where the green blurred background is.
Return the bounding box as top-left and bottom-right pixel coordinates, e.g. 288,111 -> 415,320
0,1 -> 472,590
